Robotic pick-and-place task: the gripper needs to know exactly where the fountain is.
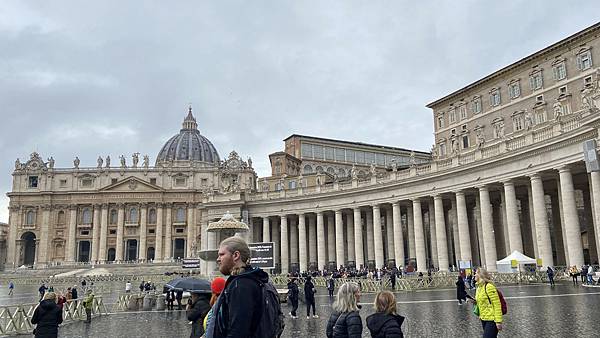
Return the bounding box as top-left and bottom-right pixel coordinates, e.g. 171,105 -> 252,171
197,211 -> 249,262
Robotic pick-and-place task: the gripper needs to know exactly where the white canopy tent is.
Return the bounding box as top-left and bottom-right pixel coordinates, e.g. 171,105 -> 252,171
496,251 -> 537,273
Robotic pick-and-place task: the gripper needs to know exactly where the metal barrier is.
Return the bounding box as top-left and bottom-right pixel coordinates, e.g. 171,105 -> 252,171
0,274 -> 174,286
0,297 -> 107,336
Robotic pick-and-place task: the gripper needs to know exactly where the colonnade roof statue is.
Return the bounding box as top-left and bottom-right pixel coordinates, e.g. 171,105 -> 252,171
155,106 -> 221,166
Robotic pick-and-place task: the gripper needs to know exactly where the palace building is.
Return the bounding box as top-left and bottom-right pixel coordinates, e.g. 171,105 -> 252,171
6,22 -> 600,274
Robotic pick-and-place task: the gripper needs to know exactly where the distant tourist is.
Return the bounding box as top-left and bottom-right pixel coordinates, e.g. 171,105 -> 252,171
186,291 -> 211,338
366,291 -> 404,338
327,276 -> 335,299
287,278 -> 299,319
326,282 -> 363,338
71,287 -> 78,300
546,267 -> 555,287
31,292 -> 63,338
456,275 -> 467,305
304,276 -> 318,319
471,268 -> 503,338
569,266 -> 579,286
38,284 -> 47,301
166,290 -> 175,310
587,265 -> 594,285
82,289 -> 95,323
125,281 -> 132,293
176,290 -> 183,310
139,281 -> 145,293
56,293 -> 67,310
8,281 -> 14,295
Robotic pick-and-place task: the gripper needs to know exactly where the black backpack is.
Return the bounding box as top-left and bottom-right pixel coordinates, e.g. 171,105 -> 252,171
255,280 -> 285,338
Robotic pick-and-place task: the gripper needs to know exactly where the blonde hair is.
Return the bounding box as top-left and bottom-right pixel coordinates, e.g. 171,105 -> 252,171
332,282 -> 360,313
43,292 -> 57,302
477,268 -> 492,284
219,236 -> 251,276
374,291 -> 397,315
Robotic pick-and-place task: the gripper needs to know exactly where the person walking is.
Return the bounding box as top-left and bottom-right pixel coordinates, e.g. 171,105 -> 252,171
326,282 -> 363,338
212,236 -> 281,338
587,265 -> 594,285
390,269 -> 397,291
366,291 -> 405,338
456,275 -> 467,305
166,290 -> 175,310
82,289 -> 94,323
31,292 -> 63,338
186,291 -> 211,338
547,267 -> 555,287
56,293 -> 67,311
71,287 -> 78,300
203,277 -> 226,338
8,281 -> 14,296
471,268 -> 503,338
581,265 -> 588,284
38,284 -> 48,301
569,266 -> 579,286
176,290 -> 184,310
288,278 -> 299,319
125,281 -> 132,293
304,275 -> 318,319
327,276 -> 335,299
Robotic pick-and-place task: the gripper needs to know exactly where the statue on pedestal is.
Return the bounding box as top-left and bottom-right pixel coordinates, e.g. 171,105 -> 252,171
247,157 -> 253,169
409,151 -> 416,167
553,101 -> 563,120
105,155 -> 111,168
524,111 -> 533,130
73,157 -> 80,169
15,158 -> 21,170
132,153 -> 139,168
351,164 -> 358,180
120,155 -> 126,168
97,156 -> 103,168
47,157 -> 55,169
143,155 -> 149,169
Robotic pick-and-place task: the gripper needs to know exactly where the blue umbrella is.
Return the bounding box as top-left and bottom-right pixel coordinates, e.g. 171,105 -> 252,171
165,277 -> 211,294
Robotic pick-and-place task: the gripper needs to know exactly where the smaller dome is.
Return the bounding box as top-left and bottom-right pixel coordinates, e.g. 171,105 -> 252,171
156,107 -> 220,165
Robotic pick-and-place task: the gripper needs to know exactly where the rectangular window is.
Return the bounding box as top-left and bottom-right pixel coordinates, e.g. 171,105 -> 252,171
111,178 -> 118,184
437,115 -> 444,128
59,179 -> 67,187
490,89 -> 501,106
175,178 -> 186,186
376,153 -> 385,165
451,128 -> 456,135
288,180 -> 296,189
324,147 -> 334,160
439,143 -> 446,157
175,228 -> 184,233
109,229 -> 117,235
364,152 -> 375,164
536,94 -> 544,103
334,148 -> 345,162
28,176 -> 38,188
81,178 -> 93,187
513,115 -> 524,131
458,105 -> 467,120
149,229 -> 155,234
508,81 -> 520,99
355,151 -> 365,163
577,50 -> 593,70
584,76 -> 593,86
472,97 -> 482,114
535,110 -> 547,124
81,230 -> 90,236
553,62 -> 567,80
462,135 -> 469,149
301,143 -> 313,158
312,145 -> 323,159
530,72 -> 543,90
150,178 -> 157,185
449,108 -> 457,123
559,86 -> 567,95
461,124 -> 467,132
345,149 -> 355,163
201,178 -> 207,185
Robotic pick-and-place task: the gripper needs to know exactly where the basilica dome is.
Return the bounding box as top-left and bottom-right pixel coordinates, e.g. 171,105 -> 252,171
156,108 -> 220,165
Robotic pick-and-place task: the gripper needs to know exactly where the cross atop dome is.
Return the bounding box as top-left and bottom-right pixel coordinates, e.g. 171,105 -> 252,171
182,105 -> 198,130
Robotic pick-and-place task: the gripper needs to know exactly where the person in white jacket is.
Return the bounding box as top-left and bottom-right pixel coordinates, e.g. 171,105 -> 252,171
588,266 -> 595,285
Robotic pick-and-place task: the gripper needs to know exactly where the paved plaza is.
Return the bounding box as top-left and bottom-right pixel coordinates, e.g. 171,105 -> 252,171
47,283 -> 600,338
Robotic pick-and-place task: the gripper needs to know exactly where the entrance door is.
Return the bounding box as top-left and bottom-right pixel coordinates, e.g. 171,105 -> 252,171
147,247 -> 155,261
107,248 -> 116,262
126,239 -> 138,261
78,241 -> 91,262
21,232 -> 36,266
173,239 -> 185,259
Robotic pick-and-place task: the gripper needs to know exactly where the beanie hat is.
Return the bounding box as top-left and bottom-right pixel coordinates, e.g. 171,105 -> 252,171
211,277 -> 226,294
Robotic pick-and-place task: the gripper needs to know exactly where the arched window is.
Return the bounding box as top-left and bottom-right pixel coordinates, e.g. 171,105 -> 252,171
326,167 -> 335,175
338,168 -> 346,177
25,210 -> 35,225
176,207 -> 186,223
57,211 -> 65,225
129,207 -> 138,223
82,208 -> 92,224
109,209 -> 118,225
303,165 -> 313,174
288,180 -> 296,189
315,166 -> 323,174
148,209 -> 157,224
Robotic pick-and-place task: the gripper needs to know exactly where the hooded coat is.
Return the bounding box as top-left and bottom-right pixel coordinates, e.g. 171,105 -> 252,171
31,299 -> 63,338
187,293 -> 211,338
326,311 -> 363,338
366,312 -> 404,338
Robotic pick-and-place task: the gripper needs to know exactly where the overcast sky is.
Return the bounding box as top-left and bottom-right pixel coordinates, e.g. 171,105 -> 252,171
1,1 -> 600,223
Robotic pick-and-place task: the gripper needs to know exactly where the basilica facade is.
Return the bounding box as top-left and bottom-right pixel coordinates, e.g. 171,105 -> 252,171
6,22 -> 600,275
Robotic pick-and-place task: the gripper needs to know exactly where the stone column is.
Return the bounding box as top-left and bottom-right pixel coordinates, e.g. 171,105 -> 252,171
392,202 -> 405,269
290,217 -> 299,269
298,214 -> 307,272
434,195 -> 449,271
272,218 -> 280,269
366,210 -> 375,266
207,222 -> 217,273
427,200 -> 438,270
456,191 -> 472,262
590,171 -> 600,263
353,208 -> 365,269
335,210 -> 345,268
309,215 -> 317,268
372,205 -> 384,269
139,204 -> 148,261
385,209 -> 394,265
317,212 -> 326,270
327,213 -> 335,266
450,198 -> 460,266
91,205 -> 101,263
407,205 -> 416,259
155,205 -> 164,262
412,199 -> 426,272
263,217 -> 271,242
164,204 -> 173,261
66,205 -> 78,263
346,211 -> 355,266
558,167 -> 584,267
116,204 -> 125,261
479,186 -> 497,271
503,181 -> 523,253
98,204 -> 108,263
186,204 -> 195,258
280,215 -> 289,274
6,207 -> 19,268
35,205 -> 50,265
526,185 -> 539,258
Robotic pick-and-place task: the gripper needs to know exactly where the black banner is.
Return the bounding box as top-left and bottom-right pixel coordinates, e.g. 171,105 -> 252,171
182,258 -> 200,268
249,242 -> 274,269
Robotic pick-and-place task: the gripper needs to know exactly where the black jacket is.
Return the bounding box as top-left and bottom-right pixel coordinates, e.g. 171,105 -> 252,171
304,280 -> 316,302
213,266 -> 268,338
456,278 -> 467,300
287,282 -> 299,302
187,294 -> 211,338
366,312 -> 404,338
31,299 -> 63,338
326,311 -> 363,338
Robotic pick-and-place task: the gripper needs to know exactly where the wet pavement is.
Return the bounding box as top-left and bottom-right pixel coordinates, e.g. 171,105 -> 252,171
53,283 -> 600,337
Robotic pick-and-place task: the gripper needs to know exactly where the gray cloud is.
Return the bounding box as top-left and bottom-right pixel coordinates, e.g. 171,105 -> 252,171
1,1 -> 600,222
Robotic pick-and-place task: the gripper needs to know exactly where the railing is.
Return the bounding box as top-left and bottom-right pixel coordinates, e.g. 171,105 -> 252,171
0,274 -> 173,286
482,142 -> 501,158
533,124 -> 554,142
0,297 -> 107,336
506,135 -> 526,150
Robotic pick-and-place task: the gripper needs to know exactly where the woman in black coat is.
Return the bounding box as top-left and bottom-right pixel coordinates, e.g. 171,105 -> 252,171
31,292 -> 63,338
367,291 -> 404,338
326,282 -> 363,338
304,276 -> 317,318
288,278 -> 300,318
456,275 -> 467,304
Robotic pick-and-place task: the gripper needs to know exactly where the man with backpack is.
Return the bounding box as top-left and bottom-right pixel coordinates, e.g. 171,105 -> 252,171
213,236 -> 284,338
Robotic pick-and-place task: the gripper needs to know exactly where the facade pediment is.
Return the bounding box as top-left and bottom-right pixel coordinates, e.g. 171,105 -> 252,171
99,176 -> 164,192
